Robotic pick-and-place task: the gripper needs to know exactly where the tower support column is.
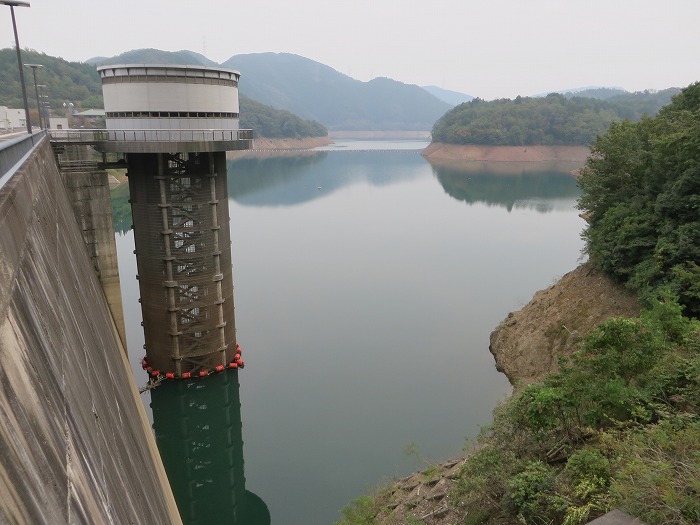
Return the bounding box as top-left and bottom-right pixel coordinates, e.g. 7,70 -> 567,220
128,151 -> 236,374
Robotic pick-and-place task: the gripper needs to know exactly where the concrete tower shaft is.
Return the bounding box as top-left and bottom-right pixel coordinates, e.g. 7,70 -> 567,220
129,151 -> 235,374
98,64 -> 251,376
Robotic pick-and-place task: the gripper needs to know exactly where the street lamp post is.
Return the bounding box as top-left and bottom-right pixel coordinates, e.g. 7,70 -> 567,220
0,1 -> 31,134
37,84 -> 48,125
25,63 -> 43,129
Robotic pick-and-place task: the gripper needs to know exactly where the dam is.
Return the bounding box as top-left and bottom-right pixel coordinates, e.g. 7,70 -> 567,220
0,131 -> 182,523
0,63 -> 255,523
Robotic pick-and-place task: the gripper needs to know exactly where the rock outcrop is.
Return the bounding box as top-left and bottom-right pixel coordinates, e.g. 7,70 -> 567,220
489,262 -> 640,387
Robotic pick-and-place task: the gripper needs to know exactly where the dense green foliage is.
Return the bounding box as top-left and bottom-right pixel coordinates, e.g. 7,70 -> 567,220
453,299 -> 700,525
600,88 -> 680,120
239,94 -> 327,138
432,94 -> 618,145
0,48 -> 102,116
579,82 -> 700,317
223,53 -> 452,131
432,89 -> 678,146
562,87 -> 629,100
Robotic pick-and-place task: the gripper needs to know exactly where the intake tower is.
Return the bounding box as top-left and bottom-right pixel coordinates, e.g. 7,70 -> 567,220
98,64 -> 252,377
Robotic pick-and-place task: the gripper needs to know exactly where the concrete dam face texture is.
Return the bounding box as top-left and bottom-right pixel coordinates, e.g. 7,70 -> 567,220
98,64 -> 250,376
0,136 -> 182,524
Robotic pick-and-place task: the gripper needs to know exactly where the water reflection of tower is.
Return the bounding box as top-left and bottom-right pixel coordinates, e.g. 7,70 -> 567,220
151,372 -> 270,524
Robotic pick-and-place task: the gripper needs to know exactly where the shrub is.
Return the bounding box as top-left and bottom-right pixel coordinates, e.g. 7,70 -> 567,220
608,419 -> 700,525
503,461 -> 565,523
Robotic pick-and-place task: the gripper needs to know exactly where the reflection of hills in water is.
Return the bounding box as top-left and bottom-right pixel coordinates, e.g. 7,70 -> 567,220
112,154 -> 581,228
433,164 -> 581,213
110,182 -> 132,234
227,151 -> 426,207
151,372 -> 270,525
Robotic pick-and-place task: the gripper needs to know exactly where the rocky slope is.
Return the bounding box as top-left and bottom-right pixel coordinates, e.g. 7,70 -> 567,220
489,262 -> 641,387
226,136 -> 332,159
367,457 -> 469,524
249,136 -> 332,150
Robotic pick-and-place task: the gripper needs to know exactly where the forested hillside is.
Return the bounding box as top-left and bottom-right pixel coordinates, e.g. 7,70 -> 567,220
239,95 -> 327,138
0,49 -> 102,115
432,89 -> 679,146
568,87 -> 681,119
88,48 -> 218,67
579,82 -> 700,317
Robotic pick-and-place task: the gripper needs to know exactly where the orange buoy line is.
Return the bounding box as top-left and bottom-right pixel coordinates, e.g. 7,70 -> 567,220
141,342 -> 245,380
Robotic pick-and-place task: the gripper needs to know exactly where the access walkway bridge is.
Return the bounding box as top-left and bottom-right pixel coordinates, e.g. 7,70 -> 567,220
49,128 -> 253,153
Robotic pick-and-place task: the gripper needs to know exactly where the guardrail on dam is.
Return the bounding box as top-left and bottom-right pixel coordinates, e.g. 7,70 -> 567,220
0,133 -> 182,524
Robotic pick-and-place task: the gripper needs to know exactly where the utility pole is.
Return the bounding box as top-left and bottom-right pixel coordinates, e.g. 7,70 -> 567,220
0,1 -> 32,134
25,63 -> 43,129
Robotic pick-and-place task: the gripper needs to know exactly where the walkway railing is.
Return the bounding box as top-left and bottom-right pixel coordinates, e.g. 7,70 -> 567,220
49,128 -> 253,143
0,131 -> 46,190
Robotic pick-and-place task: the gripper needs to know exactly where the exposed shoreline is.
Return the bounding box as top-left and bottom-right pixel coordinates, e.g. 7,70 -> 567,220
329,130 -> 431,140
421,142 -> 590,163
226,135 -> 333,159
489,262 -> 641,388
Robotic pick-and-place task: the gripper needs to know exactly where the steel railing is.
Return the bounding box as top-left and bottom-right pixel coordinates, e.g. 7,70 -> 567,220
0,131 -> 47,189
48,128 -> 253,143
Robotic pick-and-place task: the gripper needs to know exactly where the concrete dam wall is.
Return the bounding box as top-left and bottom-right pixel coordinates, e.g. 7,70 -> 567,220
0,135 -> 182,524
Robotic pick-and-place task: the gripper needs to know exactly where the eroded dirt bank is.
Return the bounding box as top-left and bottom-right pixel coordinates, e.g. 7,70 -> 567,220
422,142 -> 590,163
226,136 -> 332,159
489,262 -> 641,388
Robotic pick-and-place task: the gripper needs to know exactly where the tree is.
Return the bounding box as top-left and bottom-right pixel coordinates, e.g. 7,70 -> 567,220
578,82 -> 700,316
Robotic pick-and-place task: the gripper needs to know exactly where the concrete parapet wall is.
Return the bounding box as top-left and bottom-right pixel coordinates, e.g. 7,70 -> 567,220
0,137 -> 181,524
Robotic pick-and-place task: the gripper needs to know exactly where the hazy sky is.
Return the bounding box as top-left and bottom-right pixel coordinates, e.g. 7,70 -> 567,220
3,0 -> 699,100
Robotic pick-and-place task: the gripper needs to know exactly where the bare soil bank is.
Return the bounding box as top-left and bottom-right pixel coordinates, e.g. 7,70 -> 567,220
252,136 -> 333,150
226,136 -> 332,159
422,142 -> 590,163
489,262 -> 640,388
330,130 -> 431,140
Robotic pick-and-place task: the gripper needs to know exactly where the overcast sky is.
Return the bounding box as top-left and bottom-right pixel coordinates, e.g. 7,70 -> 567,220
3,0 -> 699,100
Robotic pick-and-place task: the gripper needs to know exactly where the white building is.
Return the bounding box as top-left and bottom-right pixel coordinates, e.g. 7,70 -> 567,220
48,116 -> 70,130
0,106 -> 27,130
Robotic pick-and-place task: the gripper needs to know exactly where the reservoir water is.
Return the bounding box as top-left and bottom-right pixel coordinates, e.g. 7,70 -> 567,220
113,140 -> 586,524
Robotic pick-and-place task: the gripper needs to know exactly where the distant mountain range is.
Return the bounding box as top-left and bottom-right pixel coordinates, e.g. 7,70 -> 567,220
89,49 -> 456,131
87,49 -> 219,67
222,52 -> 456,131
4,46 -> 684,138
421,85 -> 474,105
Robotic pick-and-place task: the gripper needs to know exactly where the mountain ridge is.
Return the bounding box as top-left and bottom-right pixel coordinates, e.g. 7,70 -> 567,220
86,48 -> 454,131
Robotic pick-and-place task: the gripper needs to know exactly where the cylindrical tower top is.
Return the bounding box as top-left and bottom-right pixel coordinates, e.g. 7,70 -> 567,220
97,64 -> 251,153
